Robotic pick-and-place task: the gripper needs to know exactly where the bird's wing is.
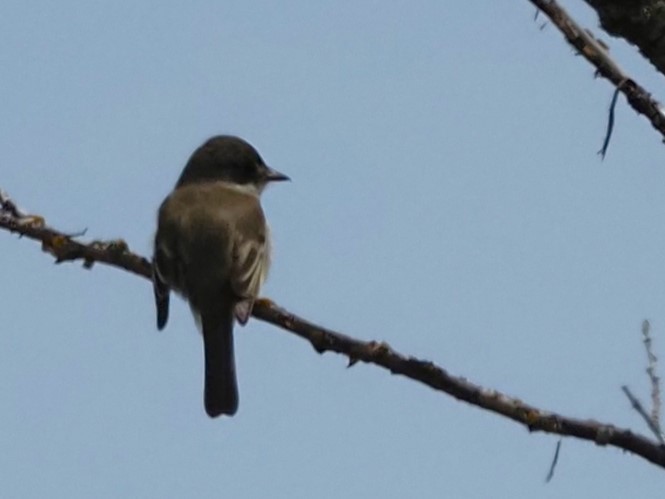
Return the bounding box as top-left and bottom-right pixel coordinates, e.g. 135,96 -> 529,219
152,193 -> 186,330
230,202 -> 270,325
152,241 -> 172,330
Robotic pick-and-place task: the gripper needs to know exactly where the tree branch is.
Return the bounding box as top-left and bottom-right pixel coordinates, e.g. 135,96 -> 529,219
529,0 -> 665,149
2,190 -> 665,469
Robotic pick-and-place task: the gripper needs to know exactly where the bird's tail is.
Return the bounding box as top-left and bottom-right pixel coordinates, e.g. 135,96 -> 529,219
201,308 -> 239,417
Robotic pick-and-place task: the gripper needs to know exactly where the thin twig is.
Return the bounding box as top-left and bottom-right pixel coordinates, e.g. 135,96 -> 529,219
0,189 -> 28,218
545,439 -> 562,483
598,83 -> 624,159
622,386 -> 665,445
642,320 -> 662,432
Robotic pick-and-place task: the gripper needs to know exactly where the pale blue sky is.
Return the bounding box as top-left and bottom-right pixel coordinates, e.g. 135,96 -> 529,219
1,1 -> 664,497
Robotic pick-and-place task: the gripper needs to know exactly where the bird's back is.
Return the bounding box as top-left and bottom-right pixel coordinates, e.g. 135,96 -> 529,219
156,181 -> 267,311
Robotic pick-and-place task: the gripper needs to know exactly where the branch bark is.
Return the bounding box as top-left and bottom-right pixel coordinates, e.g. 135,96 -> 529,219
2,190 -> 665,470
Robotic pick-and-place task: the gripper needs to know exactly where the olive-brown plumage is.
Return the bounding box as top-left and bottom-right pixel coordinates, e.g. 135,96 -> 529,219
152,136 -> 289,417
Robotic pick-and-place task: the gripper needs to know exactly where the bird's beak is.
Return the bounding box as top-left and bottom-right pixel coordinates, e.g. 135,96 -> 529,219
265,166 -> 290,182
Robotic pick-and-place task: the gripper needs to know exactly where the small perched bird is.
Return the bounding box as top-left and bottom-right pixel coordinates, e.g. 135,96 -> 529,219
152,135 -> 289,417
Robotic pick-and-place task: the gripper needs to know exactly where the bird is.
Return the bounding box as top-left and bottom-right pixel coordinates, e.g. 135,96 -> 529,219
152,135 -> 289,417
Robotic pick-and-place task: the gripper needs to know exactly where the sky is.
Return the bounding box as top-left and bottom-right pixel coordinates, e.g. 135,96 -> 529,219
1,1 -> 664,497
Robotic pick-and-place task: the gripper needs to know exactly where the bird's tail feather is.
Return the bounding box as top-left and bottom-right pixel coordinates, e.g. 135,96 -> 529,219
201,309 -> 238,417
